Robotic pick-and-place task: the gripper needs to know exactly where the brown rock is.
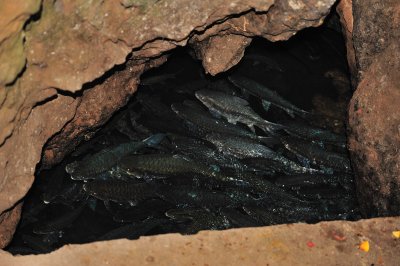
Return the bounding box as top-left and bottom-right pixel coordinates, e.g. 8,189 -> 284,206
0,202 -> 22,249
348,42 -> 400,216
1,217 -> 399,265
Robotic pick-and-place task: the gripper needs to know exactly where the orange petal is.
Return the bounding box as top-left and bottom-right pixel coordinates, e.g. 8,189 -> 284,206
359,241 -> 369,252
392,231 -> 400,239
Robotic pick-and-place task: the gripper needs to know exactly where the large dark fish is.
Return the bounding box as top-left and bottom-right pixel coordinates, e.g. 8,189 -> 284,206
165,208 -> 229,234
274,173 -> 346,188
171,102 -> 257,139
97,218 -> 168,241
83,180 -> 156,205
281,136 -> 352,173
157,185 -> 255,208
117,153 -> 232,183
282,120 -> 346,146
228,75 -> 309,118
169,134 -> 255,174
33,202 -> 86,234
206,133 -> 320,175
220,208 -> 261,227
66,134 -> 165,180
195,89 -> 283,134
242,206 -> 286,225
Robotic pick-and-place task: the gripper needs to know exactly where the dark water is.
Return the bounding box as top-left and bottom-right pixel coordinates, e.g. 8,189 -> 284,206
6,25 -> 359,255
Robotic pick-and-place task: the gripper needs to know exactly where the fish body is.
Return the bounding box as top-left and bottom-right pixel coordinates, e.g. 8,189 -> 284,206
171,102 -> 256,139
281,136 -> 352,173
83,180 -> 156,205
195,89 -> 282,134
165,208 -> 229,234
274,173 -> 345,188
282,121 -> 346,146
97,218 -> 167,241
66,134 -> 165,180
117,153 -> 223,180
228,75 -> 309,117
220,208 -> 261,227
242,206 -> 286,225
33,202 -> 86,234
157,185 -> 254,208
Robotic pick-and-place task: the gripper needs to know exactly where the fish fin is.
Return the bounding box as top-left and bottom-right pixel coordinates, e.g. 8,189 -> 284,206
103,200 -> 112,212
208,109 -> 223,119
256,121 -> 285,136
261,100 -> 271,112
143,133 -> 166,147
257,136 -> 280,147
248,124 -> 256,133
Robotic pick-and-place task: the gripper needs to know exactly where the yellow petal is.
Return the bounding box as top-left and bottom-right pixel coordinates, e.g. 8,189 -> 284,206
359,241 -> 369,252
392,231 -> 400,239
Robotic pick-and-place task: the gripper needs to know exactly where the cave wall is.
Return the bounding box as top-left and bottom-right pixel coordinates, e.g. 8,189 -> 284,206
0,0 -> 399,252
0,0 -> 336,248
338,0 -> 400,217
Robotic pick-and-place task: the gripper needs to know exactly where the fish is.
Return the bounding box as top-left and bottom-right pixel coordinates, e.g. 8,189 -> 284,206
228,75 -> 310,118
117,153 -> 238,184
242,206 -> 286,225
41,165 -> 67,204
83,180 -> 157,205
97,218 -> 168,241
171,102 -> 257,139
274,173 -> 346,188
112,199 -> 173,223
66,134 -> 165,180
169,134 -> 254,174
240,157 -> 312,176
165,208 -> 229,234
157,185 -> 255,208
220,208 -> 261,227
280,136 -> 352,173
195,89 -> 283,134
281,120 -> 346,146
33,202 -> 86,234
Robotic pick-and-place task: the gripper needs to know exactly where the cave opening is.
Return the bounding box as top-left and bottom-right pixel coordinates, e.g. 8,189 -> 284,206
6,17 -> 360,255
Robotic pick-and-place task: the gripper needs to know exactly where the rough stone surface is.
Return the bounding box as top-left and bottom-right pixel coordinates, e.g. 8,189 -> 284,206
348,42 -> 400,217
1,217 -> 399,265
352,0 -> 400,82
0,0 -> 41,85
0,202 -> 22,248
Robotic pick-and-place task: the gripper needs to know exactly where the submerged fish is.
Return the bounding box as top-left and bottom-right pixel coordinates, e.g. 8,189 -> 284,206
282,120 -> 346,146
281,136 -> 352,173
206,133 -> 320,175
83,180 -> 156,205
228,75 -> 309,117
242,206 -> 286,225
274,173 -> 345,188
66,134 -> 165,180
220,208 -> 261,227
171,102 -> 257,139
97,218 -> 168,241
33,202 -> 86,234
165,208 -> 229,234
157,185 -> 254,208
195,89 -> 283,134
